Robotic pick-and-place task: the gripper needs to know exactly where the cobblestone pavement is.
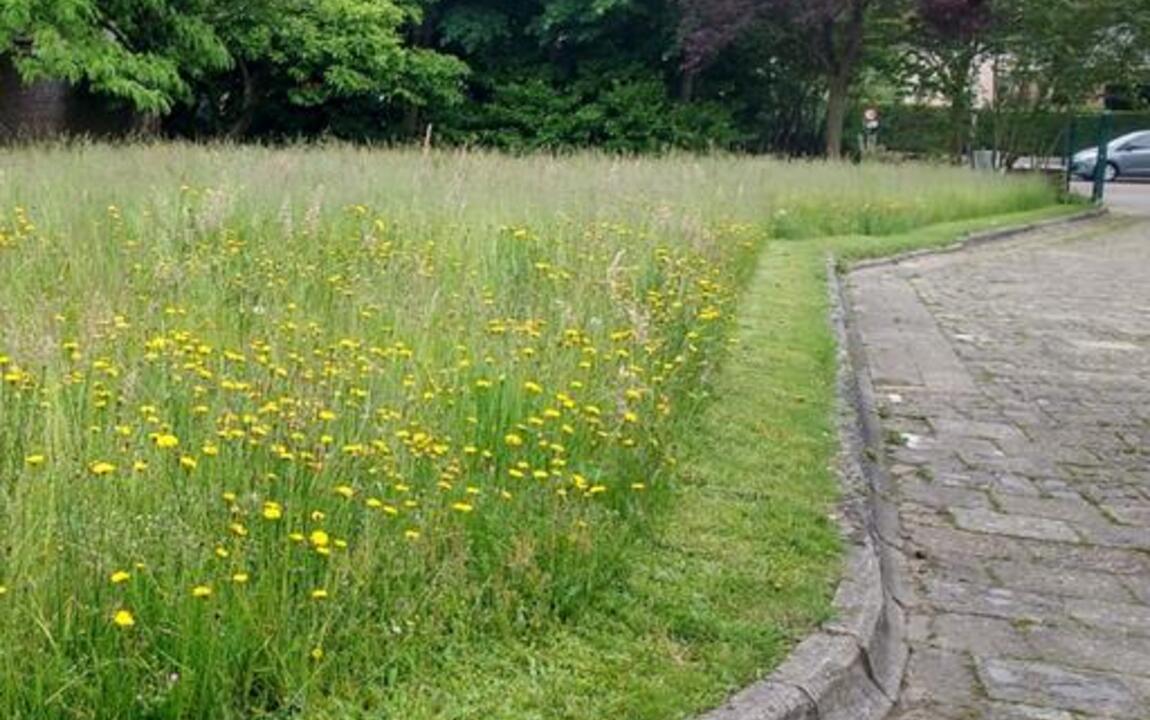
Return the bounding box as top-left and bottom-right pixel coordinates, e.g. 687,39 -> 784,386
847,217 -> 1150,720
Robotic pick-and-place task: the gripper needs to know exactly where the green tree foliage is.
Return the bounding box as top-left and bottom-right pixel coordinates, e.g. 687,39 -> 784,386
0,0 -> 229,112
3,0 -> 1149,154
0,0 -> 466,125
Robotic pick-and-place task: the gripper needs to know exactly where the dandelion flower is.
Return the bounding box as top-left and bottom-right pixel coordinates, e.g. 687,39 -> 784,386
262,502 -> 283,521
404,529 -> 421,541
110,570 -> 131,584
154,433 -> 179,449
89,461 -> 116,476
232,573 -> 249,584
451,502 -> 473,513
113,609 -> 135,628
308,530 -> 330,548
310,588 -> 329,600
504,433 -> 523,447
24,454 -> 45,467
310,647 -> 325,661
0,586 -> 7,596
191,585 -> 212,598
333,485 -> 354,499
179,455 -> 197,470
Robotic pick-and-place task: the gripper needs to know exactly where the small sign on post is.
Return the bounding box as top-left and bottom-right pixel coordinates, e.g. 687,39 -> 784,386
861,107 -> 880,154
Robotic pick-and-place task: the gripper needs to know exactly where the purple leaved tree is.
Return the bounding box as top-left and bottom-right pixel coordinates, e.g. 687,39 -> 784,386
679,0 -> 872,159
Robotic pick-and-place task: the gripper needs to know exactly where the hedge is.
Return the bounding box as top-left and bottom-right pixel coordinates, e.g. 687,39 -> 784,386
849,105 -> 1150,158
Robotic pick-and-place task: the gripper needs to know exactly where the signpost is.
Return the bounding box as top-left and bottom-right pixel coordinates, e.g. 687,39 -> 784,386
862,107 -> 880,154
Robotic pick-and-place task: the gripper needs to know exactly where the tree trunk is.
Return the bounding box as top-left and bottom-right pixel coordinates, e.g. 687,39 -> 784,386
679,67 -> 698,102
825,73 -> 849,160
817,0 -> 868,160
226,60 -> 258,139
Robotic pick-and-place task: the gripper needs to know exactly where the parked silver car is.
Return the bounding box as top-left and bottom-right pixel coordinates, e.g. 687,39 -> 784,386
1072,130 -> 1150,181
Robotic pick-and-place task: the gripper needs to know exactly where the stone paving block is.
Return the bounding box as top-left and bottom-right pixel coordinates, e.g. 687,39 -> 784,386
1019,541 -> 1149,575
1101,501 -> 1150,526
928,613 -> 1035,658
991,494 -> 1111,527
923,578 -> 1065,623
909,525 -> 1025,562
930,418 -> 1029,445
1065,599 -> 1150,635
983,702 -> 1076,720
1027,624 -> 1150,677
1118,574 -> 1150,605
898,648 -> 979,708
975,657 -> 1144,716
987,560 -> 1136,602
1074,523 -> 1150,551
950,508 -> 1080,543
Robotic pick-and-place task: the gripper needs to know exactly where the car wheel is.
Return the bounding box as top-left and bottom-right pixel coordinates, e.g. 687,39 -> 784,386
1104,162 -> 1119,182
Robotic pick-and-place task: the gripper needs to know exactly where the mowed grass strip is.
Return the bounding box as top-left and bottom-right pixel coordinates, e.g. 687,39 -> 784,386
0,145 -> 1064,718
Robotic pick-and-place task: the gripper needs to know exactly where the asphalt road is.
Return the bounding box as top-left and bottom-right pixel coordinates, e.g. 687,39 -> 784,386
1070,179 -> 1150,215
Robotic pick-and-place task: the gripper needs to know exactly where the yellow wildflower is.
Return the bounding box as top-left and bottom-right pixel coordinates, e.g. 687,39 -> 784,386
309,529 -> 330,548
451,502 -> 473,513
110,570 -> 131,584
191,585 -> 212,598
232,572 -> 250,584
24,454 -> 45,467
112,609 -> 135,628
262,502 -> 283,521
154,433 -> 179,449
311,588 -> 329,600
89,461 -> 116,476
